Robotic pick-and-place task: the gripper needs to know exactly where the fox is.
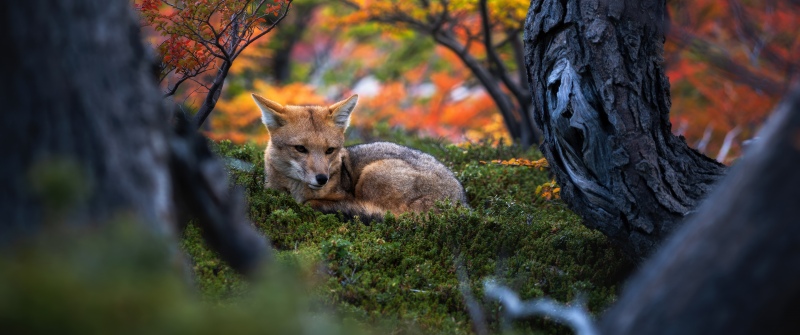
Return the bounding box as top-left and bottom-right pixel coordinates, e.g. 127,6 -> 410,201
251,93 -> 468,222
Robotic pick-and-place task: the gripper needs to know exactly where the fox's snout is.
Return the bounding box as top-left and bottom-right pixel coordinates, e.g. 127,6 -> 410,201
305,154 -> 331,188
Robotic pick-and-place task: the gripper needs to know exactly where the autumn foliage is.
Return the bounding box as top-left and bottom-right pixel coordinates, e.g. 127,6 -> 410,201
210,81 -> 326,144
666,0 -> 799,162
136,0 -> 800,163
336,0 -> 539,146
136,0 -> 288,84
352,49 -> 512,144
134,0 -> 292,127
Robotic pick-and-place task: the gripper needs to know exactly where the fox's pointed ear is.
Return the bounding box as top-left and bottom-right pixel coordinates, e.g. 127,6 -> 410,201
252,93 -> 286,130
329,94 -> 358,130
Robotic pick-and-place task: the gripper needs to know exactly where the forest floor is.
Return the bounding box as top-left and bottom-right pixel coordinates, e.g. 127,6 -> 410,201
1,128 -> 633,334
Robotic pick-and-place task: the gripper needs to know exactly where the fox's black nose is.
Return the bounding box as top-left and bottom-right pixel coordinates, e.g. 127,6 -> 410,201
315,174 -> 328,185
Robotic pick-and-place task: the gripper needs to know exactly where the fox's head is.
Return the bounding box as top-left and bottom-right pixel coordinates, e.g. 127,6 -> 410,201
252,93 -> 358,191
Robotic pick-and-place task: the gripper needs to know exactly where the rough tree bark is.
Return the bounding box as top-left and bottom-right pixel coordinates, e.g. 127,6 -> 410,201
600,87 -> 800,334
0,0 -> 267,274
524,0 -> 726,261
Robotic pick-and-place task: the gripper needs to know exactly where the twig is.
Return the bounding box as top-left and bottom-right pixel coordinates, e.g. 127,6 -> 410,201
484,279 -> 598,335
695,123 -> 714,153
716,125 -> 742,162
455,261 -> 489,335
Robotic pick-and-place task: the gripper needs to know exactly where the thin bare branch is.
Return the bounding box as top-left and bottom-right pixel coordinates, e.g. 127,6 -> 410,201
695,124 -> 714,153
163,58 -> 214,97
674,119 -> 689,136
455,261 -> 488,335
161,40 -> 216,96
484,280 -> 598,335
234,0 -> 293,59
176,17 -> 228,59
716,125 -> 742,162
432,31 -> 522,139
333,0 -> 538,145
160,0 -> 184,10
164,74 -> 194,97
202,0 -> 226,37
727,0 -> 789,72
429,0 -> 450,34
215,0 -> 254,41
478,0 -> 530,109
188,76 -> 212,92
509,32 -> 529,91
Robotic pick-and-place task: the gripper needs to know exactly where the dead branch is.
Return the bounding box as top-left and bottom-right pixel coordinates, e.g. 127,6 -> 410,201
484,280 -> 598,335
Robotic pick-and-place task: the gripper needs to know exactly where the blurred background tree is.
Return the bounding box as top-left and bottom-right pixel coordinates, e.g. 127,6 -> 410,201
666,0 -> 799,163
138,0 -> 799,162
135,0 -> 292,128
336,0 -> 541,147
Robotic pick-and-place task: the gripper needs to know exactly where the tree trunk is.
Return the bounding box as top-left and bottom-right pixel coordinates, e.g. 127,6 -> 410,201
600,87 -> 800,334
0,0 -> 172,239
0,0 -> 267,274
523,0 -> 726,261
270,2 -> 317,84
434,33 -> 525,144
193,60 -> 232,129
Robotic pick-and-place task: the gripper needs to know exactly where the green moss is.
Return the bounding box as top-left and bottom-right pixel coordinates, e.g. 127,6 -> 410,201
181,223 -> 247,301
0,220 -> 367,335
199,136 -> 633,334
0,134 -> 630,334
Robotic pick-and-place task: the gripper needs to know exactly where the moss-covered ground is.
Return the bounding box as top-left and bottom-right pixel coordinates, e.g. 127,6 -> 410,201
0,129 -> 633,334
189,129 -> 634,334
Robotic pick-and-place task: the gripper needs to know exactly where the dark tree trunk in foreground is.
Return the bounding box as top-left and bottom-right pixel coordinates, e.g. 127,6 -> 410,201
524,0 -> 726,261
0,0 -> 267,274
601,87 -> 800,334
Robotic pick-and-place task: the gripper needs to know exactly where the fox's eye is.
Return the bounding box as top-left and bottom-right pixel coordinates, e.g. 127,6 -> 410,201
325,147 -> 336,155
294,145 -> 308,153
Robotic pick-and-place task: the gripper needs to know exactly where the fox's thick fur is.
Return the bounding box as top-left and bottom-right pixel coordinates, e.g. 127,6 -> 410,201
252,93 -> 468,222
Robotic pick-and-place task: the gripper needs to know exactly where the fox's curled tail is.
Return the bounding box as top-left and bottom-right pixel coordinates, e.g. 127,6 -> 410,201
313,201 -> 387,224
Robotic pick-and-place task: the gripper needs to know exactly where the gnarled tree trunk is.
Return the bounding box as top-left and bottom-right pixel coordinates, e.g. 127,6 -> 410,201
524,0 -> 726,261
600,87 -> 800,334
0,0 -> 267,274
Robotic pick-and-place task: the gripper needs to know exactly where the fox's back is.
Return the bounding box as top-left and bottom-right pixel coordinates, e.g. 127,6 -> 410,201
344,142 -> 468,207
347,142 -> 449,176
